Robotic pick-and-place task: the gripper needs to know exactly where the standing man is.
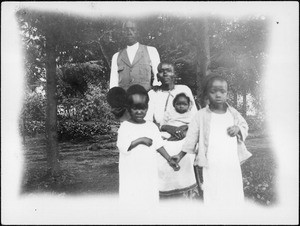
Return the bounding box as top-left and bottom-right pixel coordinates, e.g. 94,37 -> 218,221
109,20 -> 161,91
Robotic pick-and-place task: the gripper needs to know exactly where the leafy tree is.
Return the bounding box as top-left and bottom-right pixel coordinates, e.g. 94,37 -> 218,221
17,10 -> 268,175
208,16 -> 268,116
16,10 -> 113,175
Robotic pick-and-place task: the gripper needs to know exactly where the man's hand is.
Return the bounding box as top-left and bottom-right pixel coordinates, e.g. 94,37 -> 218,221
227,125 -> 240,137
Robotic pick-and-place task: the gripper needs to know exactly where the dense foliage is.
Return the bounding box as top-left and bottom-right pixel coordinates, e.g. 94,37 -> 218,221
17,11 -> 268,139
21,64 -> 115,140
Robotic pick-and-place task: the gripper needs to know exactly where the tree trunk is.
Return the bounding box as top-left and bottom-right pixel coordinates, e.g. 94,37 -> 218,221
98,39 -> 111,72
234,91 -> 238,109
195,18 -> 210,108
45,28 -> 60,176
242,91 -> 247,117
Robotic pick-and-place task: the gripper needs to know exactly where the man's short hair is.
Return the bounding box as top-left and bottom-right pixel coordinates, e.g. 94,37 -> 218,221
122,19 -> 139,30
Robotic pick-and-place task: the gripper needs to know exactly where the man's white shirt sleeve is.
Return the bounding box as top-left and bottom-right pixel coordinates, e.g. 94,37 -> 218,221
147,46 -> 161,86
109,52 -> 119,89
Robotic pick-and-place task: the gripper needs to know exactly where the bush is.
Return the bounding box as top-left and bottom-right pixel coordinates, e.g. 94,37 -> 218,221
246,113 -> 266,133
20,91 -> 46,137
57,120 -> 111,142
22,120 -> 45,137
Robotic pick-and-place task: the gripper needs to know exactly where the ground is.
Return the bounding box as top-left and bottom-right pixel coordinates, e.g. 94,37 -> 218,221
21,130 -> 277,206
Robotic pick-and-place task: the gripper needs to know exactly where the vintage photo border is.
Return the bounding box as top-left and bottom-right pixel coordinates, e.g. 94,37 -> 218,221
1,2 -> 299,224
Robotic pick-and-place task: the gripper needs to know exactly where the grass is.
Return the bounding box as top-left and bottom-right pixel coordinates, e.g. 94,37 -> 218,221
242,135 -> 277,206
21,132 -> 276,206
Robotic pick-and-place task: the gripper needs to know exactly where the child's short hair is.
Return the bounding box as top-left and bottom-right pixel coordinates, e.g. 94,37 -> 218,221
173,93 -> 191,107
126,84 -> 149,106
203,73 -> 228,97
106,87 -> 128,118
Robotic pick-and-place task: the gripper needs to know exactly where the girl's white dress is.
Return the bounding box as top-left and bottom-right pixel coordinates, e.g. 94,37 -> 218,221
117,121 -> 164,205
203,111 -> 244,206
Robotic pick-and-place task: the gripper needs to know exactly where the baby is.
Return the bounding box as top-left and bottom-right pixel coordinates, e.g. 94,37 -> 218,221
161,92 -> 193,141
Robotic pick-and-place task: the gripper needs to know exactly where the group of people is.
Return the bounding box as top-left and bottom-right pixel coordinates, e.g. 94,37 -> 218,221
106,20 -> 252,207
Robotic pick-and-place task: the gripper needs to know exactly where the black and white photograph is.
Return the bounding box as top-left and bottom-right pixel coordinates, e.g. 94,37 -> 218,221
1,1 -> 299,224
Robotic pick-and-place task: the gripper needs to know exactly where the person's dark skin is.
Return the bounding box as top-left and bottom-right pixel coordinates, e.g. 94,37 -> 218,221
123,20 -> 138,46
157,63 -> 187,140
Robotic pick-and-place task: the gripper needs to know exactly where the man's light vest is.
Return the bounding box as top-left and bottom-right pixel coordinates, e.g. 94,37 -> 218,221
117,44 -> 153,91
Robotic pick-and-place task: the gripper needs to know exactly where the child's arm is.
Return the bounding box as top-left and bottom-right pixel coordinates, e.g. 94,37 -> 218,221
157,146 -> 180,171
171,151 -> 187,164
171,112 -> 201,163
227,110 -> 249,140
127,137 -> 153,151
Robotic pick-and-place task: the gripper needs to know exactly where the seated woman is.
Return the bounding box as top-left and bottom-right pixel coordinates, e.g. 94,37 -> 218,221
145,62 -> 199,199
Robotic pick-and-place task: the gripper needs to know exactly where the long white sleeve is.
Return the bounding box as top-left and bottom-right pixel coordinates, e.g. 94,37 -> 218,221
182,113 -> 200,154
109,52 -> 119,89
185,87 -> 198,116
116,122 -> 132,154
147,46 -> 161,86
144,90 -> 156,122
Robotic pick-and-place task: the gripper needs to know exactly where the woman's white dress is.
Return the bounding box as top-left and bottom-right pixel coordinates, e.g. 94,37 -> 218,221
117,121 -> 164,205
158,108 -> 197,192
157,139 -> 197,192
145,86 -> 198,194
203,111 -> 244,206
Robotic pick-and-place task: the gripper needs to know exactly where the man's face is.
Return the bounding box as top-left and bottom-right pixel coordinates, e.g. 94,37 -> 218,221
123,21 -> 138,46
157,64 -> 175,86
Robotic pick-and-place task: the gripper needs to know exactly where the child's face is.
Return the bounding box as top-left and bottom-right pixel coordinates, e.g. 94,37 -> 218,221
128,94 -> 148,123
208,80 -> 228,105
174,96 -> 189,114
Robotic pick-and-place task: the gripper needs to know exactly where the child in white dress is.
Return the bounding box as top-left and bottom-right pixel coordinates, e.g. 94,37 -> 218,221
117,84 -> 180,205
172,75 -> 251,207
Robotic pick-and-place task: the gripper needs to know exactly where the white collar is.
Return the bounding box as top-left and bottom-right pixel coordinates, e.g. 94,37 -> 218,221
127,42 -> 139,50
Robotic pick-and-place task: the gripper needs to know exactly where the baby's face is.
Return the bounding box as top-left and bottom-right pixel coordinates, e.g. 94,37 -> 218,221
174,96 -> 189,114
